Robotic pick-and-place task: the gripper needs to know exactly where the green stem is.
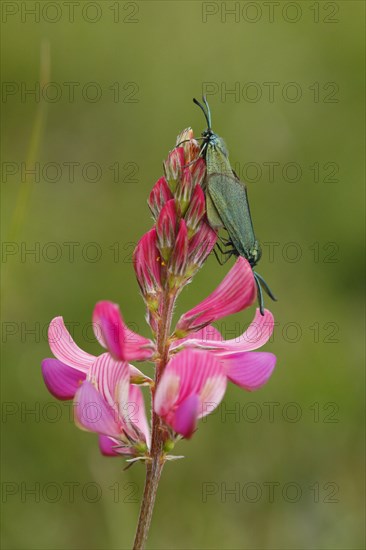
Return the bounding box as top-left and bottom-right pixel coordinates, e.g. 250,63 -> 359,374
132,290 -> 176,550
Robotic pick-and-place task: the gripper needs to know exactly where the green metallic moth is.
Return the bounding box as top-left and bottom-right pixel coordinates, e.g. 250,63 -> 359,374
193,96 -> 277,315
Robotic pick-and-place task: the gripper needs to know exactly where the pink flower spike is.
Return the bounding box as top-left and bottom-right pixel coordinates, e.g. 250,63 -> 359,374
223,351 -> 276,391
93,301 -> 154,362
185,185 -> 205,237
176,257 -> 255,334
156,199 -> 177,262
48,316 -> 95,373
154,348 -> 227,438
187,221 -> 217,271
163,147 -> 185,193
133,228 -> 162,308
148,177 -> 173,220
41,358 -> 86,400
169,220 -> 188,279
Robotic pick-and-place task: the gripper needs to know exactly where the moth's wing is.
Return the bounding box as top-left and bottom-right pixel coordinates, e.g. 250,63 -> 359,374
206,189 -> 224,229
207,173 -> 256,254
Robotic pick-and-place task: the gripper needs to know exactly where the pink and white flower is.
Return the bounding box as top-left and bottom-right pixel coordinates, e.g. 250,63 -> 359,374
42,301 -> 153,455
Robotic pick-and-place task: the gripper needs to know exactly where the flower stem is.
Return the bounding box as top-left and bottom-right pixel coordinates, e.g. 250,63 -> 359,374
133,289 -> 176,550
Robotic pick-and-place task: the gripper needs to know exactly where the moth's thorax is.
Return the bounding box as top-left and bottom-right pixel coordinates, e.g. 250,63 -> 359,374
203,130 -> 232,176
202,129 -> 228,157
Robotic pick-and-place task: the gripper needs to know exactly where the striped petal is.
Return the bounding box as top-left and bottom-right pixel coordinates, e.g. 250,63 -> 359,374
74,381 -> 120,437
41,358 -> 86,400
175,257 -> 256,334
88,353 -> 129,411
223,352 -> 276,391
154,349 -> 227,437
93,301 -> 154,361
175,309 -> 274,353
48,317 -> 95,373
125,385 -> 150,447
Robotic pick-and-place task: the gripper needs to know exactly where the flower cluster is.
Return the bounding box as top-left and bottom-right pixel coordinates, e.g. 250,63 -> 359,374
41,128 -> 276,458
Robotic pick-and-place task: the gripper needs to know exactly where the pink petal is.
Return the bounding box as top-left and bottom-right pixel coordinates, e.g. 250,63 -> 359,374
223,352 -> 276,391
172,324 -> 222,350
218,309 -> 275,352
176,309 -> 274,353
41,358 -> 86,400
176,257 -> 256,333
93,301 -> 154,361
99,435 -> 121,456
172,394 -> 200,439
74,381 -> 120,436
89,353 -> 129,411
154,370 -> 180,417
48,317 -> 95,373
154,349 -> 227,435
126,385 -> 150,447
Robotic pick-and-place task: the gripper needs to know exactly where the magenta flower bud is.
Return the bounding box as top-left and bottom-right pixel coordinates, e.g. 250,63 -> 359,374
175,167 -> 194,216
156,199 -> 177,262
169,219 -> 188,282
133,228 -> 162,309
185,185 -> 206,237
163,147 -> 185,193
187,221 -> 217,272
190,158 -> 206,188
148,177 -> 173,220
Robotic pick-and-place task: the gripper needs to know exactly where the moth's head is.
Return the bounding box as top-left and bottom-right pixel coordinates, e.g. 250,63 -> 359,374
248,241 -> 262,267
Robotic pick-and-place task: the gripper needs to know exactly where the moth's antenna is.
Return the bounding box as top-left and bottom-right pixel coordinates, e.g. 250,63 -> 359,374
202,95 -> 212,129
253,273 -> 265,316
193,97 -> 211,130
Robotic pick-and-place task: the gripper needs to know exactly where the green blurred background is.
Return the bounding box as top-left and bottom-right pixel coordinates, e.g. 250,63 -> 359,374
1,1 -> 364,549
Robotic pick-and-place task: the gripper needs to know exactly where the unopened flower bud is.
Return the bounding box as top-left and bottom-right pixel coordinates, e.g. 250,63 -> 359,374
156,199 -> 177,262
168,220 -> 188,284
175,168 -> 194,216
190,158 -> 206,188
133,229 -> 162,310
176,127 -> 200,165
185,185 -> 205,238
187,221 -> 217,275
163,148 -> 185,193
148,177 -> 173,220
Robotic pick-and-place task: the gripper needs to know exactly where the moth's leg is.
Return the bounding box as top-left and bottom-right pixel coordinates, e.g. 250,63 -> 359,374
176,137 -> 205,147
213,244 -> 235,265
218,235 -> 233,247
213,248 -> 233,266
254,272 -> 277,302
253,273 -> 265,316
